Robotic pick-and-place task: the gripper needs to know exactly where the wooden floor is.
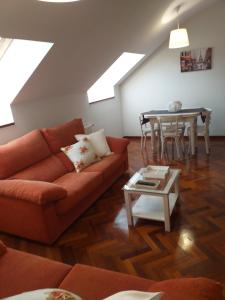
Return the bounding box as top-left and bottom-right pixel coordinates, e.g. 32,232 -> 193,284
1,138 -> 225,291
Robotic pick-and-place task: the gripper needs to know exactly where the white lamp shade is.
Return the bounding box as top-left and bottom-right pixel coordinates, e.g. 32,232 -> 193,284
169,28 -> 189,49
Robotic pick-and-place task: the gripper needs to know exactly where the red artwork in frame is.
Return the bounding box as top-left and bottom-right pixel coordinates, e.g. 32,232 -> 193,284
180,47 -> 212,72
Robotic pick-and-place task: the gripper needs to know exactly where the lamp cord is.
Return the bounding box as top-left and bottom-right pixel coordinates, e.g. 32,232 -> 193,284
176,5 -> 181,29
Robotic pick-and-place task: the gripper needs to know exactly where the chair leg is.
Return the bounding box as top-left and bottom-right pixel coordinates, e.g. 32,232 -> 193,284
161,137 -> 165,160
157,131 -> 161,152
165,140 -> 169,160
143,134 -> 147,148
175,137 -> 181,160
141,135 -> 143,150
181,136 -> 185,156
171,138 -> 174,160
188,132 -> 191,155
204,134 -> 210,154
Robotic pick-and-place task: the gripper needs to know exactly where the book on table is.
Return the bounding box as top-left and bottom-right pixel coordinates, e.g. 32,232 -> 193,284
134,179 -> 160,190
133,166 -> 170,190
142,166 -> 170,180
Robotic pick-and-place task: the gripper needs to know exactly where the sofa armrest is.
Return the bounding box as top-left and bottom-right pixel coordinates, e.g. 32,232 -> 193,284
0,180 -> 67,205
106,136 -> 129,154
148,277 -> 223,300
0,240 -> 7,257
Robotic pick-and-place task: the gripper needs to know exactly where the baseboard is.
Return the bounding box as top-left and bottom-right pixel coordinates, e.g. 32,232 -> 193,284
123,136 -> 140,139
123,136 -> 225,141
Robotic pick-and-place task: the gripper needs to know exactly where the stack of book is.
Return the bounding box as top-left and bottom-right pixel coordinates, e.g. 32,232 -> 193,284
134,166 -> 170,190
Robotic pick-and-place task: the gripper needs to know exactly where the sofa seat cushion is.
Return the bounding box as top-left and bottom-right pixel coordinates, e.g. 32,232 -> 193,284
59,264 -> 154,300
0,130 -> 51,179
0,248 -> 72,298
42,119 -> 85,154
54,172 -> 103,215
10,156 -> 67,182
83,154 -> 124,179
148,277 -> 223,300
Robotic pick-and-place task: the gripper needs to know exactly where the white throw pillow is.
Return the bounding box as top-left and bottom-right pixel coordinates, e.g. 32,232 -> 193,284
61,138 -> 100,172
104,290 -> 162,300
4,288 -> 81,300
75,129 -> 112,157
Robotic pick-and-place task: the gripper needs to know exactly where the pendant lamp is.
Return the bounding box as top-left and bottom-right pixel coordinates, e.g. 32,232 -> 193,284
169,5 -> 189,49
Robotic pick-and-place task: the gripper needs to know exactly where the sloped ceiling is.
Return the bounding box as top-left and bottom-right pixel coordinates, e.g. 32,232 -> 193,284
0,0 -> 219,103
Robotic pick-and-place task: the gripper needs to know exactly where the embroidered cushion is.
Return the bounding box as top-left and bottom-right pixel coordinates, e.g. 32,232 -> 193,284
104,290 -> 162,300
75,129 -> 112,157
4,288 -> 81,300
61,138 -> 100,173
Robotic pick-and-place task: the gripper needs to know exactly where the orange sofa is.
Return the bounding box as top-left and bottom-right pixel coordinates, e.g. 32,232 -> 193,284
0,119 -> 129,244
0,241 -> 223,300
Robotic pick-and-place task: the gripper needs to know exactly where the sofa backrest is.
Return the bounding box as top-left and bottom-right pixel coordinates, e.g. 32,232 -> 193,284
0,130 -> 52,179
0,119 -> 85,180
41,118 -> 85,153
10,155 -> 67,182
0,130 -> 67,181
41,118 -> 85,172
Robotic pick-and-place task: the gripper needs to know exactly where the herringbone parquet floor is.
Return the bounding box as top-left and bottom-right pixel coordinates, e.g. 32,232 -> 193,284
1,138 -> 225,292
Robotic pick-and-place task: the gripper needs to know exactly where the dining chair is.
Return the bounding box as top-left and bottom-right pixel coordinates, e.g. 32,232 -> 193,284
139,114 -> 159,150
157,116 -> 186,160
187,108 -> 212,154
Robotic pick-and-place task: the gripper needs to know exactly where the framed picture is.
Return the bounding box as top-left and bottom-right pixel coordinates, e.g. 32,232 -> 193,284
180,47 -> 212,72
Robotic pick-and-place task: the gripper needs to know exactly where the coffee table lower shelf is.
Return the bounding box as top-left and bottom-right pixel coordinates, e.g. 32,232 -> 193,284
132,193 -> 178,222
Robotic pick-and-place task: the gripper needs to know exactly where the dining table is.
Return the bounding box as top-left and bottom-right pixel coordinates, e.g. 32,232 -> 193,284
141,107 -> 209,155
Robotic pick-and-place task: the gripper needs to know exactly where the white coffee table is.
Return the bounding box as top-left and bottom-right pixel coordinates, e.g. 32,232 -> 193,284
123,168 -> 181,232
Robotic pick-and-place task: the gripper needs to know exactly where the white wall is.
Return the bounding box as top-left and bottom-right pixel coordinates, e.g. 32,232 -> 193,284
1,1 -> 223,144
120,1 -> 225,136
0,92 -> 122,144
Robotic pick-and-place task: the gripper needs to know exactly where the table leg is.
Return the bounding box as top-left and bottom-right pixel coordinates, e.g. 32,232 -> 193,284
149,119 -> 155,152
163,195 -> 171,232
194,116 -> 198,151
174,178 -> 180,198
190,117 -> 197,155
124,191 -> 133,226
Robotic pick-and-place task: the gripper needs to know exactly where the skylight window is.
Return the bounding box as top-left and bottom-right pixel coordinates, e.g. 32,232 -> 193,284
87,52 -> 145,103
0,38 -> 53,126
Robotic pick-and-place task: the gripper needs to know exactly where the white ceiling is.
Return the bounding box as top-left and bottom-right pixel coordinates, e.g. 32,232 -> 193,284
0,0 -> 219,103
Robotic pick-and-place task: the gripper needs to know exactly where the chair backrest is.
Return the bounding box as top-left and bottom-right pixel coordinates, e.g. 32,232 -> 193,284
139,114 -> 145,136
157,115 -> 185,137
139,115 -> 150,137
139,114 -> 159,134
139,114 -> 149,126
180,112 -> 199,121
202,108 -> 212,127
